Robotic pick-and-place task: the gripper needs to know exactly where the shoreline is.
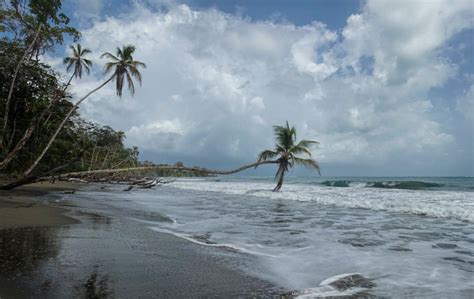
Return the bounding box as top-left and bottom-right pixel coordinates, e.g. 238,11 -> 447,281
0,182 -> 283,298
0,181 -> 81,229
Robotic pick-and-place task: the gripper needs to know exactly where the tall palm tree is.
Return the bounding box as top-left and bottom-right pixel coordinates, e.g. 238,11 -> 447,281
101,45 -> 146,97
22,44 -> 146,176
63,43 -> 93,87
257,121 -> 320,191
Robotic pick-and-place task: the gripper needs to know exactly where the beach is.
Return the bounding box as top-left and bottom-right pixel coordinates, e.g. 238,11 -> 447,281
0,182 -> 281,298
1,177 -> 473,298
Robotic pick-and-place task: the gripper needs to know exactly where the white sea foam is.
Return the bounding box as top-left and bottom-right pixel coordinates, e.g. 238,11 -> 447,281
171,179 -> 474,222
289,273 -> 372,298
148,227 -> 280,257
125,178 -> 474,297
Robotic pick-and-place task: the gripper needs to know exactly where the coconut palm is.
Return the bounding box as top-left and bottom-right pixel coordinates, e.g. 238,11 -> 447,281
257,121 -> 320,191
100,45 -> 146,97
22,44 -> 146,176
63,43 -> 93,85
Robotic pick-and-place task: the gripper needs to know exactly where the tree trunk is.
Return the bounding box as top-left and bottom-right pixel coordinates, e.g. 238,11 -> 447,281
0,73 -> 75,171
53,160 -> 279,179
0,155 -> 81,190
1,24 -> 43,146
23,76 -> 114,176
273,168 -> 286,192
88,145 -> 97,171
101,147 -> 112,169
0,121 -> 36,169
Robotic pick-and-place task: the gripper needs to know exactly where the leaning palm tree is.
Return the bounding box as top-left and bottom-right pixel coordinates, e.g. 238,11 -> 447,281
63,43 -> 93,86
22,45 -> 146,176
257,121 -> 320,191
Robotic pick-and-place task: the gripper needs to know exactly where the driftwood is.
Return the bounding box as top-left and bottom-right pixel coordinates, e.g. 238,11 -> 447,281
68,178 -> 88,183
122,178 -> 176,191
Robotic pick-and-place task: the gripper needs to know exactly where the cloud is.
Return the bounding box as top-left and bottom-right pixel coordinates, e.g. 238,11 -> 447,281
58,1 -> 473,173
457,84 -> 474,121
70,0 -> 105,24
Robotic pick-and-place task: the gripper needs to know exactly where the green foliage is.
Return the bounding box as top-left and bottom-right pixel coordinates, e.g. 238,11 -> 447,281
63,43 -> 92,79
0,40 -> 139,176
1,0 -> 80,57
258,121 -> 320,191
101,45 -> 146,97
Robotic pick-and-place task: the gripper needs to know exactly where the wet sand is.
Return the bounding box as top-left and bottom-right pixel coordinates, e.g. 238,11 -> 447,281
0,183 -> 282,298
0,181 -> 80,229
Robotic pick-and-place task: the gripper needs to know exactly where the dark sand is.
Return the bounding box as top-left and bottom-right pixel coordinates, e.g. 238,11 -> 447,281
0,181 -> 80,229
0,183 -> 282,298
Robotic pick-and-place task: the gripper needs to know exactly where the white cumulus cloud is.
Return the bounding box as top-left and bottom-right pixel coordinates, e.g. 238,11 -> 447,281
56,0 -> 473,173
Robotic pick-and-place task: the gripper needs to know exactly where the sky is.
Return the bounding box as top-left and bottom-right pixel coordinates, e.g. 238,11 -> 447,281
48,0 -> 473,176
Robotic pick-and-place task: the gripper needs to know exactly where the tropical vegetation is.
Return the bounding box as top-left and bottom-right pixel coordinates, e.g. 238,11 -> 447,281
0,0 -> 147,186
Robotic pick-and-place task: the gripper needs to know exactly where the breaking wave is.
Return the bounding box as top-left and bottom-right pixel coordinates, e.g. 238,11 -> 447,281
171,179 -> 474,222
321,180 -> 444,190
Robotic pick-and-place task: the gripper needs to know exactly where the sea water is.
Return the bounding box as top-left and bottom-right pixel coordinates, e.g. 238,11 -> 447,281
84,177 -> 474,297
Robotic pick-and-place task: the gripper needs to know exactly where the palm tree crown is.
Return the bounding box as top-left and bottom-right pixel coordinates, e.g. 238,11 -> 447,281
63,43 -> 93,79
101,45 -> 146,97
257,121 -> 320,191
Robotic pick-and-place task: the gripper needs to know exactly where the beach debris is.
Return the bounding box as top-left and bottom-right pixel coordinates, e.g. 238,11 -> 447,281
68,178 -> 88,184
123,185 -> 134,191
137,178 -> 158,188
122,177 -> 176,191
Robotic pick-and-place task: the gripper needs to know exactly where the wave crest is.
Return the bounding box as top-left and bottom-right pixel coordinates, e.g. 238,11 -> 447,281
321,180 -> 443,190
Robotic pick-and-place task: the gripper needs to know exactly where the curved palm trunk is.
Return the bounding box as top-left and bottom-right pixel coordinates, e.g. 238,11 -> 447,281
208,160 -> 278,175
23,76 -> 114,176
1,24 -> 43,146
44,160 -> 279,180
0,73 -> 75,171
1,160 -> 279,190
272,159 -> 288,192
273,168 -> 285,192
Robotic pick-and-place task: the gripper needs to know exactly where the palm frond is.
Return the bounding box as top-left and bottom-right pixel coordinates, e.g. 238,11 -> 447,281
257,149 -> 278,162
84,59 -> 93,67
132,61 -> 146,68
103,62 -> 117,75
125,70 -> 135,95
296,139 -> 319,148
122,45 -> 136,59
81,48 -> 92,55
102,44 -> 144,97
128,65 -> 142,84
101,52 -> 119,61
293,157 -> 320,175
289,145 -> 312,157
64,43 -> 92,79
63,57 -> 72,65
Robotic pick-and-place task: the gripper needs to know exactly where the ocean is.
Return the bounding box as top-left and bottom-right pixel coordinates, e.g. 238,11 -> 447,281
76,176 -> 474,297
